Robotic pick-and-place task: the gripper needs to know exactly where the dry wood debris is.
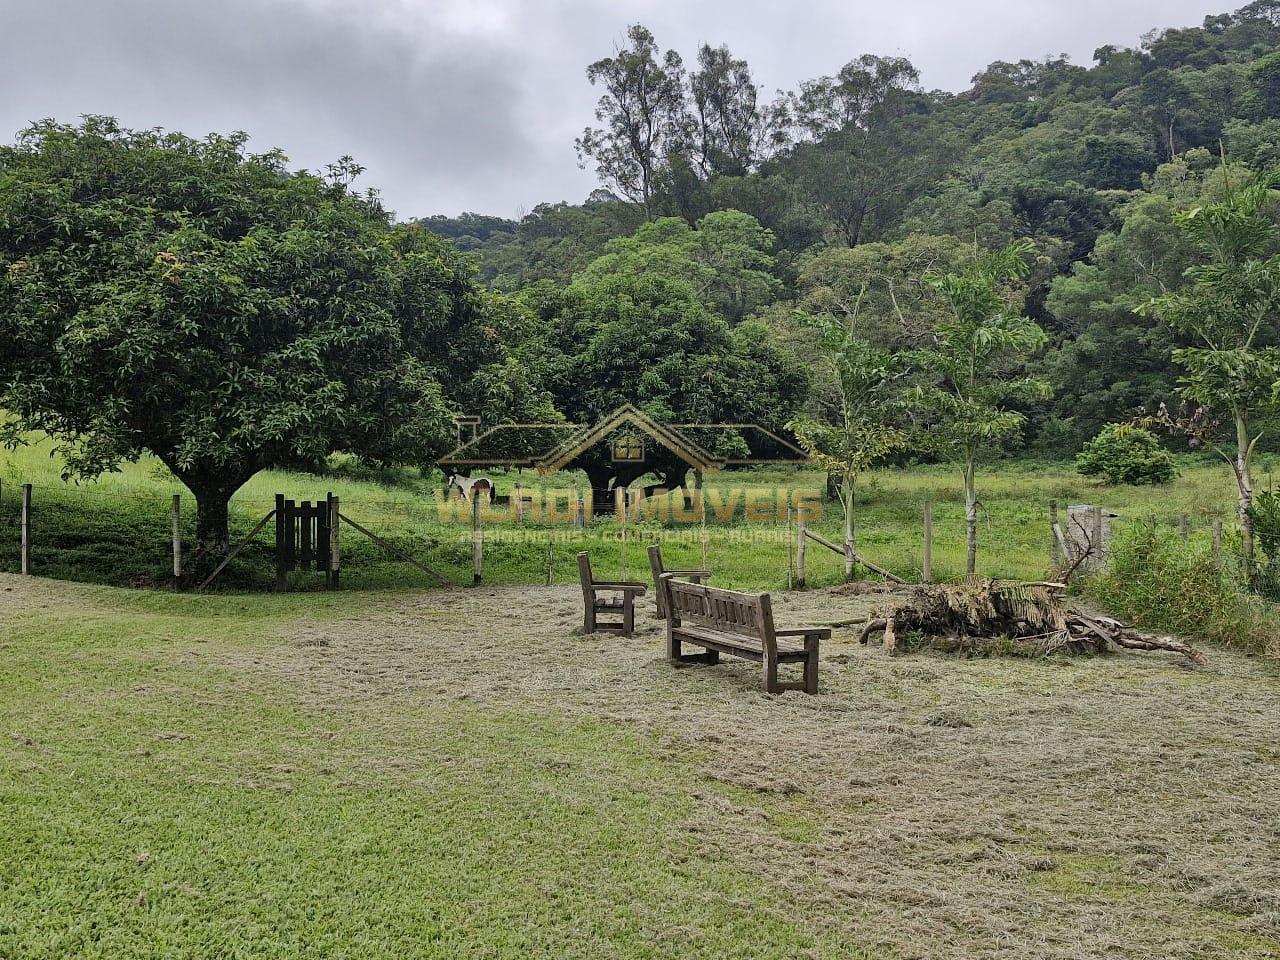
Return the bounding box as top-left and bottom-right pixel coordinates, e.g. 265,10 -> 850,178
857,578 -> 1206,665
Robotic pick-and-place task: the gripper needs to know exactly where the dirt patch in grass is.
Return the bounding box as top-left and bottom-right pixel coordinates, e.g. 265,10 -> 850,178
219,582 -> 1280,960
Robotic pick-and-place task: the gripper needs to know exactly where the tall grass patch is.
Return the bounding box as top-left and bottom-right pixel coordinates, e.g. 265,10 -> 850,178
1089,521 -> 1280,657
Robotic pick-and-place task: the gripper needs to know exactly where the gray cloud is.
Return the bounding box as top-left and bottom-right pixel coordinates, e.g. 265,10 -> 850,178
1,0 -> 1226,219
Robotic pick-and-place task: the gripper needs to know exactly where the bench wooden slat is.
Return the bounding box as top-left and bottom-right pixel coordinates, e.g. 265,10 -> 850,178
648,544 -> 712,620
675,624 -> 809,659
659,574 -> 820,695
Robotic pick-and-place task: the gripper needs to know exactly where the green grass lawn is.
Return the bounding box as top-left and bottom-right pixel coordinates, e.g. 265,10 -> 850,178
0,584 -> 869,959
4,574 -> 1278,959
0,433 -> 1265,591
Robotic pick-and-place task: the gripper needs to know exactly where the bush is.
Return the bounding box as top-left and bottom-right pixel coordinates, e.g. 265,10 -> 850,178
1075,424 -> 1176,485
1248,487 -> 1280,563
1090,521 -> 1280,657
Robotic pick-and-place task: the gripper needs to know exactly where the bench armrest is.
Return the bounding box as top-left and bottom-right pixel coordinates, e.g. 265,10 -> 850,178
775,627 -> 832,639
666,569 -> 712,579
594,582 -> 647,594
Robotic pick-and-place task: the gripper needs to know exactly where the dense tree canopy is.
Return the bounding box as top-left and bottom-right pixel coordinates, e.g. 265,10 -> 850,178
518,265 -> 805,500
426,1 -> 1280,458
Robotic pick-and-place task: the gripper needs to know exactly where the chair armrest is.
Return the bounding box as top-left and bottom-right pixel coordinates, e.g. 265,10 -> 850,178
594,582 -> 647,594
775,627 -> 832,639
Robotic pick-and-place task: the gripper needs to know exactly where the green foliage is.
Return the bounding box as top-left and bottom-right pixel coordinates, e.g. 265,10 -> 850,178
576,25 -> 687,217
911,240 -> 1049,572
1091,521 -> 1280,656
1247,485 -> 1280,561
687,43 -> 789,178
518,261 -> 805,490
0,118 -> 547,551
912,241 -> 1051,455
420,7 -> 1280,468
788,309 -> 908,556
794,235 -> 973,348
1138,162 -> 1280,555
1040,153 -> 1227,446
1075,424 -> 1177,484
579,210 -> 781,322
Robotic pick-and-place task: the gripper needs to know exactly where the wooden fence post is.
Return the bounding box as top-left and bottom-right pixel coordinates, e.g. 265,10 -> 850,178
922,500 -> 933,584
616,487 -> 628,580
786,506 -> 794,591
1091,506 -> 1104,568
275,494 -> 288,591
515,481 -> 524,522
546,530 -> 554,586
1212,518 -> 1223,566
471,494 -> 482,586
171,494 -> 182,581
1049,499 -> 1061,568
20,483 -> 31,576
327,492 -> 340,590
796,507 -> 807,589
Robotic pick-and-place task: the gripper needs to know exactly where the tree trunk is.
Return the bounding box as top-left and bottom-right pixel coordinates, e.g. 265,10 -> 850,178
583,463 -> 616,516
164,465 -> 256,563
195,491 -> 231,558
963,455 -> 978,575
1236,412 -> 1255,562
843,473 -> 856,581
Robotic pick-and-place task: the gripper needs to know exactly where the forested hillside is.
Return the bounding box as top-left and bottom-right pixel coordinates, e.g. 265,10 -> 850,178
421,2 -> 1280,452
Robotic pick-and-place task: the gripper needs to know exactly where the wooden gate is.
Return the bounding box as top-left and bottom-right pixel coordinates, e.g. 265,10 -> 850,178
275,493 -> 339,589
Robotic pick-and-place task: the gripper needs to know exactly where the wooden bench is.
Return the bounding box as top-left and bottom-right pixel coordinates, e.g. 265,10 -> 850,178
578,552 -> 646,636
659,574 -> 829,694
646,544 -> 711,619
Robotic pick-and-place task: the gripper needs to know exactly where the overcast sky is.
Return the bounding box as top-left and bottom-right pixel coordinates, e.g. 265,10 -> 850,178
2,0 -> 1227,220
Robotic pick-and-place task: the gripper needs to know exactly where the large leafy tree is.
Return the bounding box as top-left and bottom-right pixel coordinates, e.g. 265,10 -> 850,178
687,44 -> 790,178
1041,151 -> 1227,447
1139,165 -> 1280,560
0,118 -> 546,558
794,235 -> 974,348
912,241 -> 1051,574
576,25 -> 687,219
790,55 -> 921,139
519,269 -> 805,503
789,61 -> 959,249
579,210 -> 781,322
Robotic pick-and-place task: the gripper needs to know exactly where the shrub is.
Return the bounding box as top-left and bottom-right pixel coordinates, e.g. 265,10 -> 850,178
1090,521 -> 1280,657
1075,424 -> 1176,485
1248,487 -> 1280,563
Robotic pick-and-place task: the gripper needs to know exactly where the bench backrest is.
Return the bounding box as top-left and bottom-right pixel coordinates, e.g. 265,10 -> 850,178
662,575 -> 777,652
647,544 -> 665,582
647,545 -> 667,616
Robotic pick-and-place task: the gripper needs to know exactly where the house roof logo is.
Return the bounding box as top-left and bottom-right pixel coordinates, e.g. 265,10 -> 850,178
438,404 -> 808,473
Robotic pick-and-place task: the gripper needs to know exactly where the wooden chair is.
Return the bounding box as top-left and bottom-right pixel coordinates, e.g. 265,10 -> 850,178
658,574 -> 829,694
646,544 -> 711,619
577,552 -> 646,636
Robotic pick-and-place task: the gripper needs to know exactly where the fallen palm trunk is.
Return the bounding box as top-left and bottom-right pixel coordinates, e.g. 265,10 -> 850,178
857,578 -> 1205,665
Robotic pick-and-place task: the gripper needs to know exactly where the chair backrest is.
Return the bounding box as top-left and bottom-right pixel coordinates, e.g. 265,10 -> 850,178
662,575 -> 776,652
577,552 -> 594,597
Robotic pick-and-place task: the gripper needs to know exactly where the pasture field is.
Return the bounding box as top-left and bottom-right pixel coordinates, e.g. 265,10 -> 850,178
2,575 -> 1278,959
0,434 -> 1263,591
